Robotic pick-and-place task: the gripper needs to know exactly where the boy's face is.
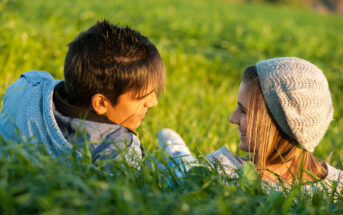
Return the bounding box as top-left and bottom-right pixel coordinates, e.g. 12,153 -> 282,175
105,84 -> 158,130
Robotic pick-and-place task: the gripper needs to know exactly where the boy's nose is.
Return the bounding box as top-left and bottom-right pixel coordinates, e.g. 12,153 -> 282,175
145,92 -> 158,107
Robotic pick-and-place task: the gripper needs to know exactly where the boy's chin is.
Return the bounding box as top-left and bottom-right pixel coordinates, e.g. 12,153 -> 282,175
123,120 -> 141,130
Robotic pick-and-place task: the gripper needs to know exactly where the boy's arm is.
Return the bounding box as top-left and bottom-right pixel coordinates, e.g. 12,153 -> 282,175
91,132 -> 143,169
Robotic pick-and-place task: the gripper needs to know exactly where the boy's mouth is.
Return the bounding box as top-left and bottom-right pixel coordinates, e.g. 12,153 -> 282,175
138,113 -> 146,119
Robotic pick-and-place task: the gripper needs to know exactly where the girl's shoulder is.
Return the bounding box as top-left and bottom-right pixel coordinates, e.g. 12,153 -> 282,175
261,163 -> 343,194
323,163 -> 343,185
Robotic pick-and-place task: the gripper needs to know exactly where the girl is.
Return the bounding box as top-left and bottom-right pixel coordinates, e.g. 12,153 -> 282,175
158,57 -> 343,189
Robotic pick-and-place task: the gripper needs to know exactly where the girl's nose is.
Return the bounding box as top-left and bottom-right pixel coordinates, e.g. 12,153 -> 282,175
229,107 -> 239,125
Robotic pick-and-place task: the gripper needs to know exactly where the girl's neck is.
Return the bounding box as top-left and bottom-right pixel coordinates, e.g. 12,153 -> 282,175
261,162 -> 315,184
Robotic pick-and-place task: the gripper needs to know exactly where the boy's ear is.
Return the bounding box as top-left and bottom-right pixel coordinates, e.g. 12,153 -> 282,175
91,94 -> 109,115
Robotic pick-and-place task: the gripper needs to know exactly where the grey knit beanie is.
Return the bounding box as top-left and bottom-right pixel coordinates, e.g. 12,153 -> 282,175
256,57 -> 333,152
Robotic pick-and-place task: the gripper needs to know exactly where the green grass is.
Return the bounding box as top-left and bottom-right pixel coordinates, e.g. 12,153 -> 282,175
1,0 -> 343,214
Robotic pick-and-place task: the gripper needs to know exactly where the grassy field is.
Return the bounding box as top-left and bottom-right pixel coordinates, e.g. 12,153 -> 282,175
1,0 -> 343,214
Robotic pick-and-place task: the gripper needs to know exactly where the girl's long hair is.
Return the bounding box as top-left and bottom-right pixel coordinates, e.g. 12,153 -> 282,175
243,66 -> 327,181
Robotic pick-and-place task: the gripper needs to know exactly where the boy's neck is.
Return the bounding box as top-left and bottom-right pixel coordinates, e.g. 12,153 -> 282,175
53,82 -> 115,125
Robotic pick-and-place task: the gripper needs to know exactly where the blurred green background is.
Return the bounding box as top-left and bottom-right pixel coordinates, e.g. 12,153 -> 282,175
1,0 -> 343,214
1,0 -> 343,166
230,0 -> 343,14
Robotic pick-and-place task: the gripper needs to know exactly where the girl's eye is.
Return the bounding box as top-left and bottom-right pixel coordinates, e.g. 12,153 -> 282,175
240,108 -> 246,115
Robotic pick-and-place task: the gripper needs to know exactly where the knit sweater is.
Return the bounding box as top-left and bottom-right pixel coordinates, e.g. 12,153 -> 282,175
207,146 -> 343,194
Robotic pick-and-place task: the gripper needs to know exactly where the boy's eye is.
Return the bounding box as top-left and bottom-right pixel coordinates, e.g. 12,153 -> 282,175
136,89 -> 156,100
135,93 -> 149,100
135,96 -> 146,101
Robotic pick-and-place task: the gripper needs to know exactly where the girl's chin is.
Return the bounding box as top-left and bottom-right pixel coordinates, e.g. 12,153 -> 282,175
238,141 -> 252,152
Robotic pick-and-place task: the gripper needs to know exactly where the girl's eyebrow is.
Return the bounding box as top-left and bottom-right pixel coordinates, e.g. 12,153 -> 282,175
238,102 -> 247,111
136,88 -> 156,100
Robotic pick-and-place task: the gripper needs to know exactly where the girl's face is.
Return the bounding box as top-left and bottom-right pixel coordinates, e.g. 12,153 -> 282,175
229,82 -> 252,152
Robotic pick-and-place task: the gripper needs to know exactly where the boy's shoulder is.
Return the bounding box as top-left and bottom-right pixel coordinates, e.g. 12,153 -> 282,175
20,70 -> 56,85
5,70 -> 57,91
3,70 -> 59,100
0,70 -> 68,155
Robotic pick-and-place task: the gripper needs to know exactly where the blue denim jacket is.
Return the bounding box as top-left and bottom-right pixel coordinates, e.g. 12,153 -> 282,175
0,71 -> 143,166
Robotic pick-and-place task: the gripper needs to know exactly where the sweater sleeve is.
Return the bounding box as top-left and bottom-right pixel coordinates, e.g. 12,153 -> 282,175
206,146 -> 243,177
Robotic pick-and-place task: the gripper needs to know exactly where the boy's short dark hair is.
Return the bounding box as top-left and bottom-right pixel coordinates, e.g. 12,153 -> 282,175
64,20 -> 165,107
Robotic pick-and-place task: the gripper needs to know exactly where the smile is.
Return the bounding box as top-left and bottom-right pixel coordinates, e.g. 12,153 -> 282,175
138,113 -> 146,119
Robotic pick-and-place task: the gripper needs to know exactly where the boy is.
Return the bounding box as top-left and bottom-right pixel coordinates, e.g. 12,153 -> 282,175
0,20 -> 166,166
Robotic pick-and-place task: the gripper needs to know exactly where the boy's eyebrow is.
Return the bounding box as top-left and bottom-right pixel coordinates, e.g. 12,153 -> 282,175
136,88 -> 156,100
